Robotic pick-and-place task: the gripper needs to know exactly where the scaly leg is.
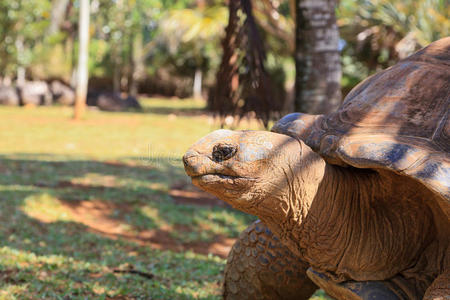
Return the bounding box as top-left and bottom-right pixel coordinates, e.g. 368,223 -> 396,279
223,220 -> 317,300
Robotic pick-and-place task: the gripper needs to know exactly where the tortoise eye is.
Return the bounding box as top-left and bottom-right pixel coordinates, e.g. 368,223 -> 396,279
212,144 -> 237,162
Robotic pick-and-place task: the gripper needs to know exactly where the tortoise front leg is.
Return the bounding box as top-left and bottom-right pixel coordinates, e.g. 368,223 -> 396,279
223,220 -> 317,300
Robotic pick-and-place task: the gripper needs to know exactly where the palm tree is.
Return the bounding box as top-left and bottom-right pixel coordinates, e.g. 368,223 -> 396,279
210,0 -> 281,128
295,0 -> 341,113
209,0 -> 241,122
339,0 -> 449,71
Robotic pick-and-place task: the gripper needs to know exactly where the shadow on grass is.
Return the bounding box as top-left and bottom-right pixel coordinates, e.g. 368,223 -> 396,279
0,201 -> 224,298
0,153 -> 253,252
0,153 -> 255,298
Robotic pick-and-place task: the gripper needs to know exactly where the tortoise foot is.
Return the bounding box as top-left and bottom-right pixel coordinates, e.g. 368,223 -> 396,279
307,269 -> 410,300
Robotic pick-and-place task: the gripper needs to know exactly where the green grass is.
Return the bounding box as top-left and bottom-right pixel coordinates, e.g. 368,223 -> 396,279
0,99 -> 330,299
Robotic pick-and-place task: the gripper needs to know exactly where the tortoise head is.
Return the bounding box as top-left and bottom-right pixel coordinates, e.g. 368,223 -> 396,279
183,130 -> 326,216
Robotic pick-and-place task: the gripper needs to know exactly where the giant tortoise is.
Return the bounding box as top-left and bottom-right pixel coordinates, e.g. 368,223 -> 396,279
183,37 -> 449,299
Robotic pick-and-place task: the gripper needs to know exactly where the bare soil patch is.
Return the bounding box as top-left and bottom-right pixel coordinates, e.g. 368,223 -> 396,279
31,179 -> 236,258
31,197 -> 234,258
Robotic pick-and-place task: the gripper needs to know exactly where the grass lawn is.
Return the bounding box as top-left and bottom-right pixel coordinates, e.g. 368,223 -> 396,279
0,99 -> 329,299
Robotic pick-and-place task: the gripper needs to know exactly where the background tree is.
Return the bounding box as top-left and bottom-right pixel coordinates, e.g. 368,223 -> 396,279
208,0 -> 241,121
295,0 -> 341,113
74,0 -> 90,120
339,0 -> 449,74
209,0 -> 286,128
0,0 -> 51,83
158,5 -> 227,99
0,0 -> 447,119
47,0 -> 70,35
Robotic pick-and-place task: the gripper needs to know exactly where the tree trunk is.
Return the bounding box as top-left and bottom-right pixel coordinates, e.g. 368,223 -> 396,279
74,0 -> 90,120
112,50 -> 121,93
47,0 -> 70,35
193,69 -> 202,99
129,31 -> 144,97
15,36 -> 25,87
112,0 -> 124,93
295,0 -> 341,114
240,0 -> 274,128
209,0 -> 241,124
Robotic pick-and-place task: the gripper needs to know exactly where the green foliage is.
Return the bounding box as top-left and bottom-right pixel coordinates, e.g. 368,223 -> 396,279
162,7 -> 227,44
0,0 -> 447,104
0,0 -> 51,77
87,0 -> 157,76
83,0 -> 229,90
338,0 -> 449,86
355,0 -> 449,46
154,5 -> 227,83
0,0 -> 227,89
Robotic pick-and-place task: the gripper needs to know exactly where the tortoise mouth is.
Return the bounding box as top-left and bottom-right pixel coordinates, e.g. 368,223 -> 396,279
191,173 -> 256,189
192,173 -> 253,183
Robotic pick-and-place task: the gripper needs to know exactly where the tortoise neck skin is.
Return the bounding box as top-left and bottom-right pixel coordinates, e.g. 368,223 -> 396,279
183,130 -> 445,298
256,153 -> 437,280
301,166 -> 432,264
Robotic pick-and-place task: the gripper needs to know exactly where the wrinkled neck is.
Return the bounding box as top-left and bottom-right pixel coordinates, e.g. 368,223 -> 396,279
256,152 -> 329,246
258,157 -> 437,288
266,164 -> 382,258
291,165 -> 436,284
297,165 -> 383,259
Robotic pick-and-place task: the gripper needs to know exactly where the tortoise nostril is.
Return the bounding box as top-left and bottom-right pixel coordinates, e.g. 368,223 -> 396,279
212,144 -> 237,162
183,150 -> 199,168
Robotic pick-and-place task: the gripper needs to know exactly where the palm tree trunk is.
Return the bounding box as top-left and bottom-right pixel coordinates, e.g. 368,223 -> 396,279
15,35 -> 25,87
209,0 -> 241,123
74,0 -> 90,120
295,0 -> 341,113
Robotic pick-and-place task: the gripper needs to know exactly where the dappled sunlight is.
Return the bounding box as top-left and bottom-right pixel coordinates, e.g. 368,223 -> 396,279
21,193 -> 73,223
60,199 -> 134,236
0,284 -> 28,298
0,209 -> 227,298
0,104 -> 256,297
70,173 -> 119,188
0,244 -> 225,298
18,189 -> 247,259
139,205 -> 170,229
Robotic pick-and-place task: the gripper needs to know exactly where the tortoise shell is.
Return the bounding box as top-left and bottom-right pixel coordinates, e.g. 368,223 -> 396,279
272,37 -> 450,214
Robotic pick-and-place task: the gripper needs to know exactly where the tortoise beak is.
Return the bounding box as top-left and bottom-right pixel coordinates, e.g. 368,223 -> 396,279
183,150 -> 206,177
